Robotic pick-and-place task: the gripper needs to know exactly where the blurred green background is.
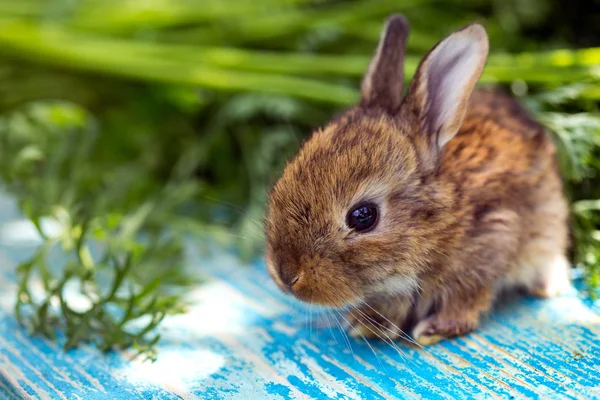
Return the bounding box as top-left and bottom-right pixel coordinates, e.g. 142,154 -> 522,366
0,0 -> 598,358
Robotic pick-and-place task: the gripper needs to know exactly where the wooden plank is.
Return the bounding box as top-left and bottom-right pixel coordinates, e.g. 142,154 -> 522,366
0,193 -> 599,399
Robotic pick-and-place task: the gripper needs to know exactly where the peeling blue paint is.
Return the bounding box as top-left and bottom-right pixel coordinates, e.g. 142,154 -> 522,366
265,382 -> 292,398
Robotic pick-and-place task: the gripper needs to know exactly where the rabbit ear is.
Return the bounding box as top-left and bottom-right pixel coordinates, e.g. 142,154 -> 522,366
361,15 -> 410,113
402,24 -> 488,152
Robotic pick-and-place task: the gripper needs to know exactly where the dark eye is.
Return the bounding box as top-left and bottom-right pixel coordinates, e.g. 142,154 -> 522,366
346,203 -> 379,233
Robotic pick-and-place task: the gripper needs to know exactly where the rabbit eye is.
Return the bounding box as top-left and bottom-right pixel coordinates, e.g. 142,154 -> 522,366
346,203 -> 378,233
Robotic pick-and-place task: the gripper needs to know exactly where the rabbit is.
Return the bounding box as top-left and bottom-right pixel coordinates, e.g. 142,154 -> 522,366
264,14 -> 571,346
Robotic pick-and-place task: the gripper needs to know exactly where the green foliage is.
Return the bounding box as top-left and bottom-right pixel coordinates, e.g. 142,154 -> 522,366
0,0 -> 597,357
0,101 -> 203,360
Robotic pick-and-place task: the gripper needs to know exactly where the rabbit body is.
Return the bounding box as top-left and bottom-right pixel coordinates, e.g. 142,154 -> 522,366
265,16 -> 570,345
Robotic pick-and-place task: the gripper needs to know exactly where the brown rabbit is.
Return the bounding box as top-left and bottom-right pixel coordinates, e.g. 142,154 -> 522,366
265,15 -> 570,346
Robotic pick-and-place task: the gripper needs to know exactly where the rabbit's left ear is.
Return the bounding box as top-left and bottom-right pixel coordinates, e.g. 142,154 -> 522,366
361,15 -> 410,113
402,24 -> 489,150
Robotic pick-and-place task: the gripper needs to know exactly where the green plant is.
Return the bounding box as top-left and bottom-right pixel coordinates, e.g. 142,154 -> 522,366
0,101 -> 205,360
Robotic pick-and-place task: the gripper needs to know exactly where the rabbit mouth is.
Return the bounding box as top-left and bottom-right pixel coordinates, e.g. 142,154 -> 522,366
289,282 -> 362,307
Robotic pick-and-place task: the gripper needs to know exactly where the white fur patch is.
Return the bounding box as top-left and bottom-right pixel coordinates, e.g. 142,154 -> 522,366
367,274 -> 419,297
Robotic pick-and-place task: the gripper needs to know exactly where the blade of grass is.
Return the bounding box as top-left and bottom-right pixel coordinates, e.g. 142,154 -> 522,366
0,21 -> 597,105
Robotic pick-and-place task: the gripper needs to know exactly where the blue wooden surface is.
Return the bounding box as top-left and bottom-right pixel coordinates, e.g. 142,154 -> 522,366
0,192 -> 599,400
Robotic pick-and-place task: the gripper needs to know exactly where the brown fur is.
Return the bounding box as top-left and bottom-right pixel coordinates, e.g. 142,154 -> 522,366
265,17 -> 570,345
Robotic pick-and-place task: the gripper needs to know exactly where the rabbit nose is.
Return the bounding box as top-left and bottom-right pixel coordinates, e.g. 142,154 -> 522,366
279,266 -> 300,291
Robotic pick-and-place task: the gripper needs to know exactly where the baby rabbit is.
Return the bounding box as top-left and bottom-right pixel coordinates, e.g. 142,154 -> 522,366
265,15 -> 570,345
